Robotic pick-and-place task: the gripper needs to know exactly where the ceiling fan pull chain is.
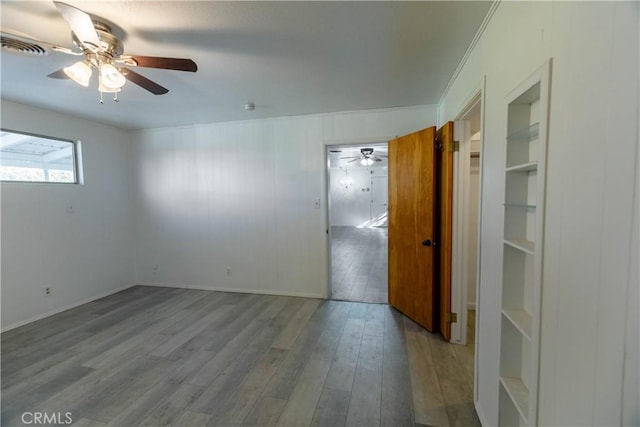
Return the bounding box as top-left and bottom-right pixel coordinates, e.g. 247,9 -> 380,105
99,91 -> 104,104
114,92 -> 119,103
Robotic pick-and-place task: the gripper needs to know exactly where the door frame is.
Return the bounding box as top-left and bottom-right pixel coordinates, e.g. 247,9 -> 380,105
324,136 -> 394,300
450,93 -> 482,345
449,77 -> 486,402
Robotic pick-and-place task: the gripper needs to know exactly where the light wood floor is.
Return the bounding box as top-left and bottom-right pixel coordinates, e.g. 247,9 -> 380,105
331,226 -> 388,304
1,286 -> 479,427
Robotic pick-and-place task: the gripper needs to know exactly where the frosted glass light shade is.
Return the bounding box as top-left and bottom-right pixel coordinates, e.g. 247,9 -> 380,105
361,158 -> 374,166
100,63 -> 126,89
63,61 -> 92,87
98,73 -> 122,93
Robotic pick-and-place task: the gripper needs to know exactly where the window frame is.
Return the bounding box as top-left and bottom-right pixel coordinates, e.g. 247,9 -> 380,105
0,128 -> 83,185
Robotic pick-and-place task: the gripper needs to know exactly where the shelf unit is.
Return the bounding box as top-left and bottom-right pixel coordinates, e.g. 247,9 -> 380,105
498,60 -> 551,427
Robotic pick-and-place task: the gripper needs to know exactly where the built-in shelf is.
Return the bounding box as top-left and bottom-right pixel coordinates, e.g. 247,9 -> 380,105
502,309 -> 532,339
504,238 -> 534,254
499,60 -> 551,426
506,161 -> 538,173
500,376 -> 530,422
507,122 -> 539,142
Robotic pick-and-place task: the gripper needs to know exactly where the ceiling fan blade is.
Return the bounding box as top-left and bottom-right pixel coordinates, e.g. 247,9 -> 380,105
125,55 -> 198,72
121,67 -> 169,95
373,157 -> 383,162
54,1 -> 101,52
339,156 -> 360,160
47,69 -> 69,79
348,158 -> 360,163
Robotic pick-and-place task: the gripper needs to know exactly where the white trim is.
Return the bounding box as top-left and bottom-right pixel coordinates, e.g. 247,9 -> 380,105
467,302 -> 477,310
324,140 -> 390,301
137,281 -> 325,300
322,135 -> 396,145
446,76 -> 487,404
449,78 -> 485,347
0,283 -> 137,333
454,92 -> 483,124
321,103 -> 436,119
461,120 -> 474,345
475,400 -> 490,427
323,137 -> 333,300
450,120 -> 465,345
439,0 -> 501,107
473,77 -> 487,404
139,104 -> 436,133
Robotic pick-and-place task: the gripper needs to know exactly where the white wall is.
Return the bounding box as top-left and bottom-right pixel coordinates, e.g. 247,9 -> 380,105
439,2 -> 639,425
0,100 -> 134,330
130,105 -> 436,298
329,164 -> 386,227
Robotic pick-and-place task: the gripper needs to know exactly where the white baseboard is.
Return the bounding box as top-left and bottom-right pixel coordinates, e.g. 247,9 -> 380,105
1,283 -> 137,333
137,281 -> 326,300
1,282 -> 326,333
467,302 -> 477,310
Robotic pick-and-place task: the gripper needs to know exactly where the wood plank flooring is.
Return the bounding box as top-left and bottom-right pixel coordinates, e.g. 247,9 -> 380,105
1,286 -> 479,427
331,226 -> 388,304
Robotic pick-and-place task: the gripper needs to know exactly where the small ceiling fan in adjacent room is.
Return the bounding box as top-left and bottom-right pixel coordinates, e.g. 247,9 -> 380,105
340,148 -> 387,166
0,1 -> 198,103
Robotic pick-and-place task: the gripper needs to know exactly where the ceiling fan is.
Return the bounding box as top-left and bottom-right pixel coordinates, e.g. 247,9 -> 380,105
340,148 -> 387,166
1,1 -> 198,103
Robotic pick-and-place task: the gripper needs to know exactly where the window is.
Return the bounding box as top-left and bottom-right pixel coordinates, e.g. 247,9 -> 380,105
0,129 -> 81,184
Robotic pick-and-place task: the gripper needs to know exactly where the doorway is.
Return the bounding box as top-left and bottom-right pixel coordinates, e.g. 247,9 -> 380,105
448,86 -> 484,407
451,98 -> 482,347
327,143 -> 388,304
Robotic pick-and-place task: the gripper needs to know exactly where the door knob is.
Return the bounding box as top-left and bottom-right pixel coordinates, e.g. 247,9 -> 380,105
422,239 -> 431,247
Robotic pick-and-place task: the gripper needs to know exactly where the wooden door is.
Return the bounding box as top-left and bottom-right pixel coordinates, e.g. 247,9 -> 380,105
436,121 -> 454,340
388,127 -> 437,331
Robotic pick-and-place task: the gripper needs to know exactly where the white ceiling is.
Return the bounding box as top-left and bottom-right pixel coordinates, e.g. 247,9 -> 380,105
0,1 -> 492,130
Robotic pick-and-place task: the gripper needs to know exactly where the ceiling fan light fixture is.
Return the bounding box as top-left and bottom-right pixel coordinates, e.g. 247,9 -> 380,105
98,77 -> 121,93
100,63 -> 126,89
361,158 -> 375,166
63,60 -> 92,87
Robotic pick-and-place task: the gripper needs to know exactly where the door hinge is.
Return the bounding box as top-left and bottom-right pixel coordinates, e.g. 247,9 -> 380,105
446,312 -> 458,323
437,138 -> 459,152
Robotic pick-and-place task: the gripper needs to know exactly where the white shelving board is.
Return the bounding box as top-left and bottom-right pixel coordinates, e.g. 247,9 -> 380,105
500,376 -> 530,420
504,238 -> 535,255
502,308 -> 532,339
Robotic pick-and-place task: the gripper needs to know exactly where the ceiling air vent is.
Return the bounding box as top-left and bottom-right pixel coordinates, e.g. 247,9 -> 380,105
1,35 -> 49,56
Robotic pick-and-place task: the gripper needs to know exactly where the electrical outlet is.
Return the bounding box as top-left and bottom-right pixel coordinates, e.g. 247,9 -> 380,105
314,199 -> 321,209
44,287 -> 51,296
226,267 -> 232,276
